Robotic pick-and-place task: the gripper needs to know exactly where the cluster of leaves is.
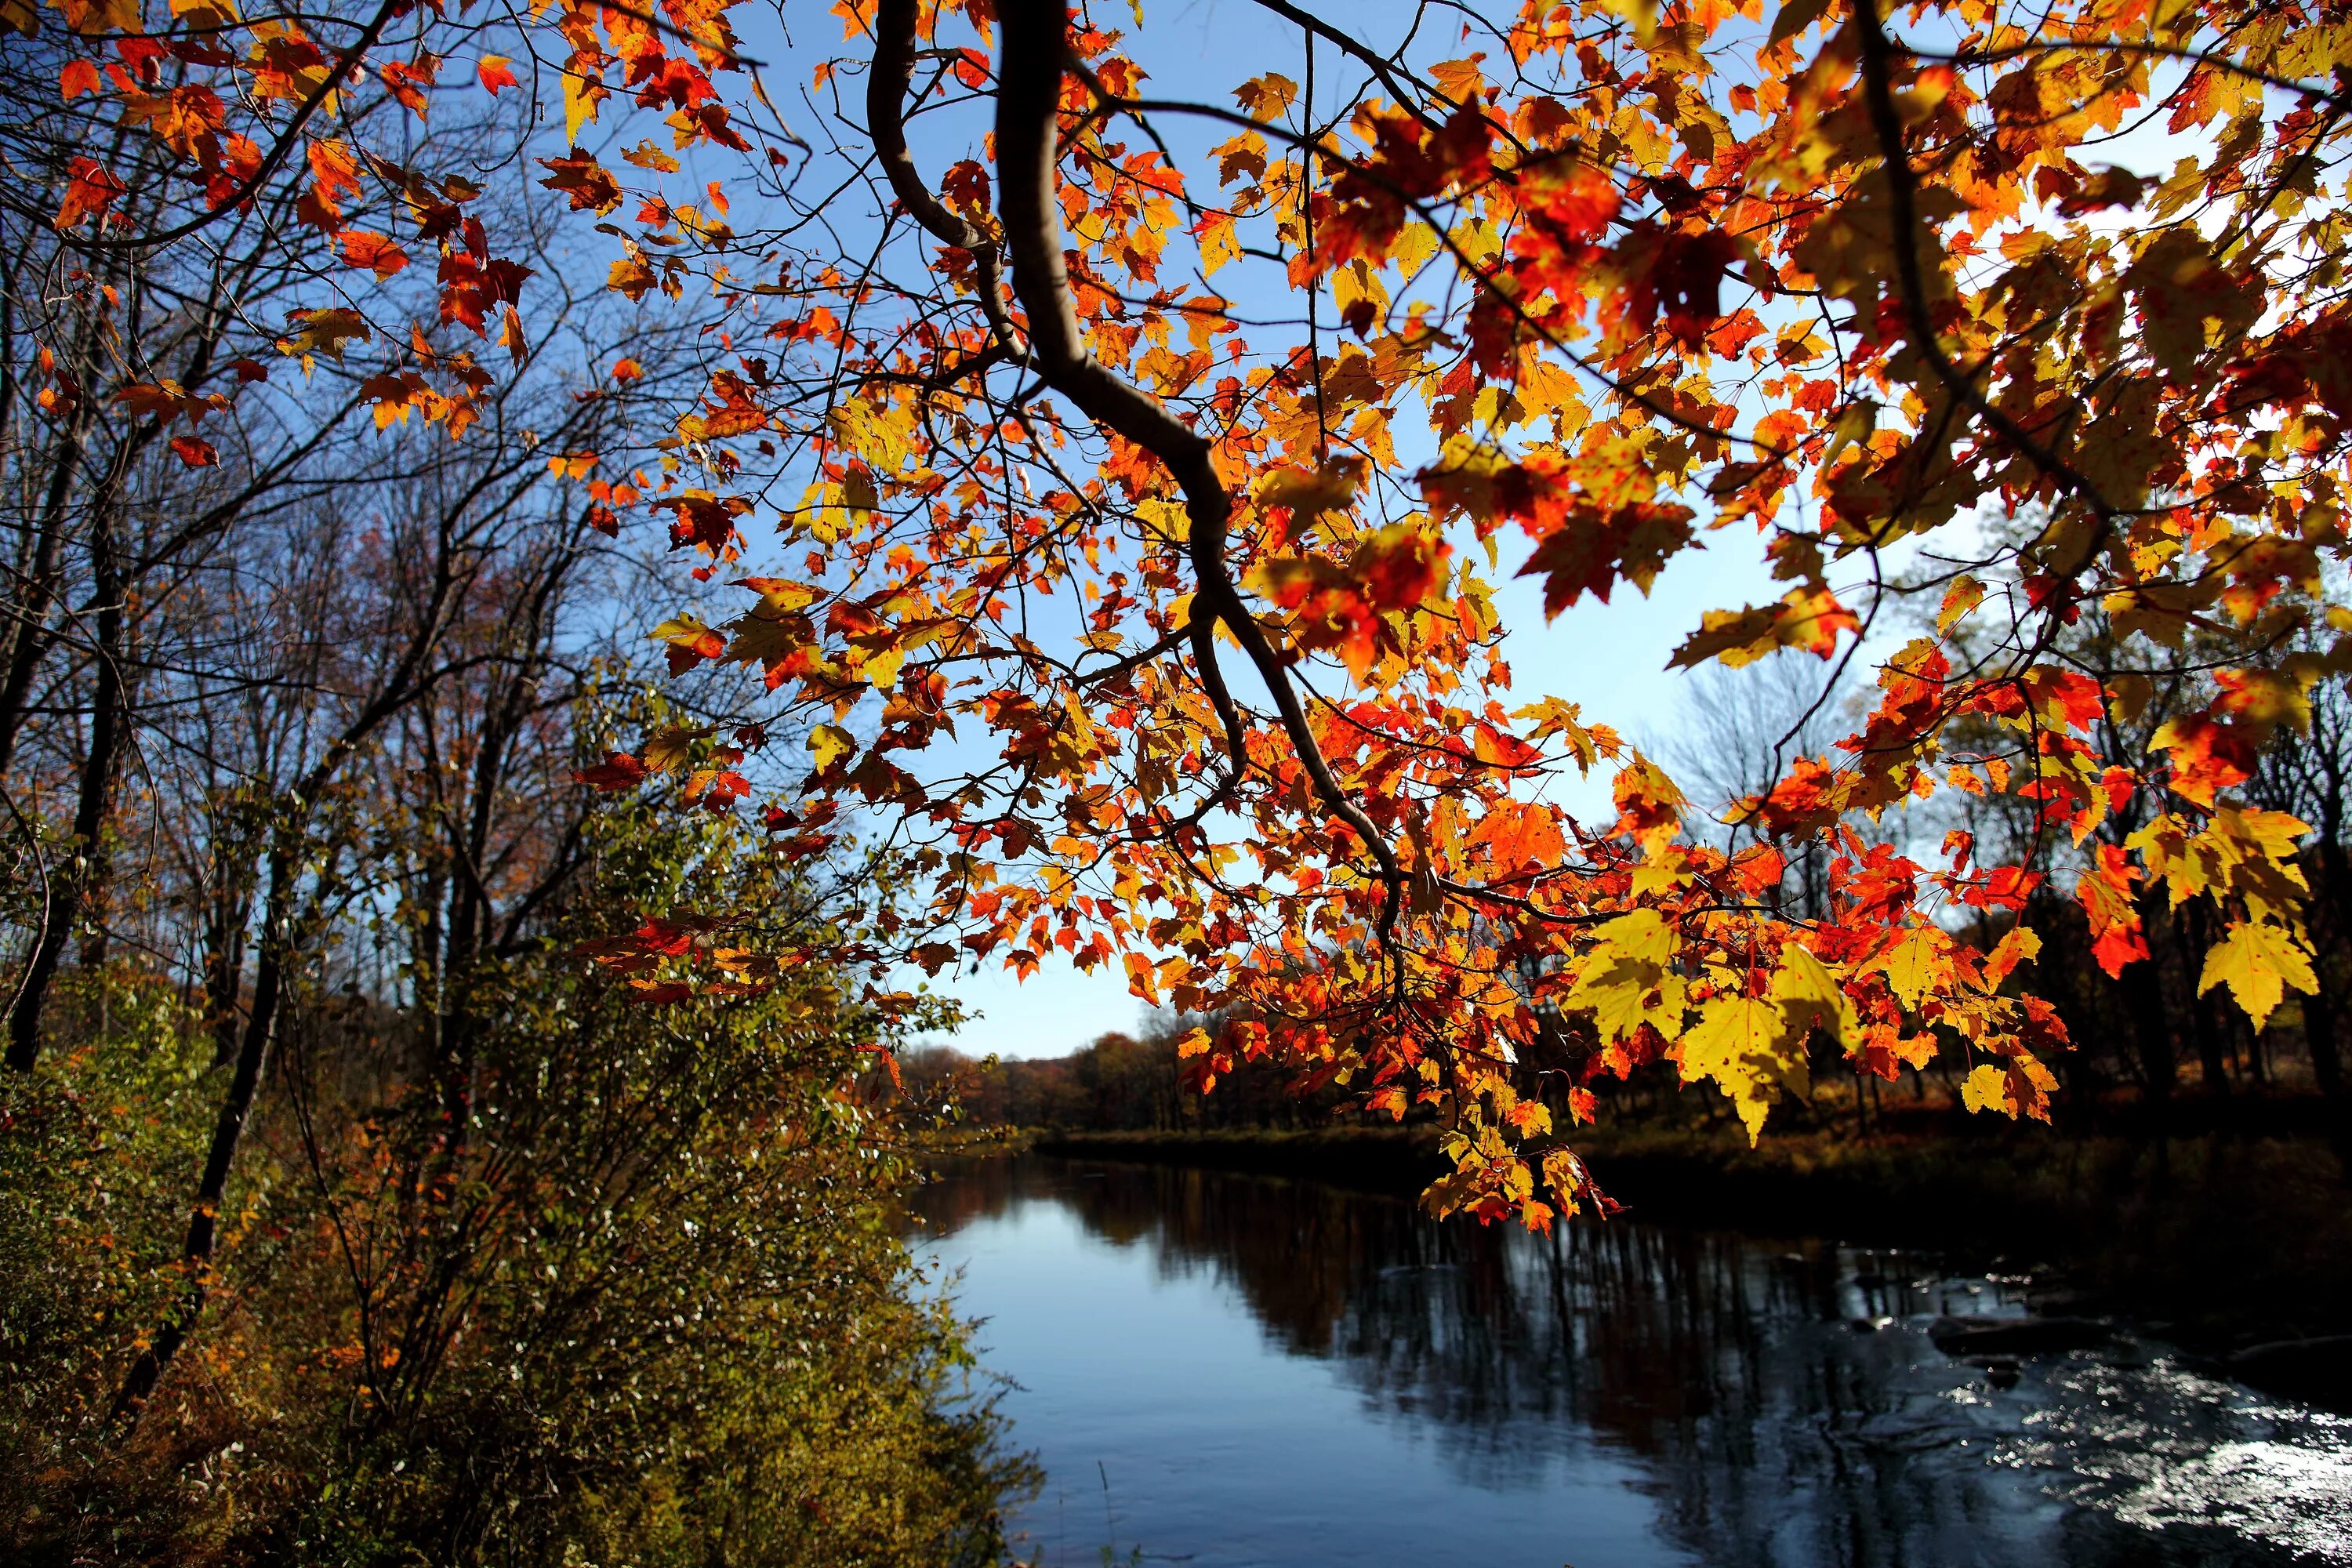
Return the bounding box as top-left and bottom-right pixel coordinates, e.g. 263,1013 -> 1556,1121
13,0 -> 569,454
502,0 -> 2352,1227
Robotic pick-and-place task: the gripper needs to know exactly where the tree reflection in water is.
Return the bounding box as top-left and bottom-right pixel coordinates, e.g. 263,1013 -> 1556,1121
915,1157 -> 2350,1568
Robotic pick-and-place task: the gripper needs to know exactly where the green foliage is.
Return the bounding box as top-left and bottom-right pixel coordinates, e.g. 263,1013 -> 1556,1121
0,797 -> 1036,1566
0,973 -> 222,1479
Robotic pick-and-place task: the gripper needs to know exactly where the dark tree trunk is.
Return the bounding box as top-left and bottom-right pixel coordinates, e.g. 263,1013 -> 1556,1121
2120,939 -> 2177,1116
202,855 -> 255,1069
2182,905 -> 2232,1100
0,401 -> 90,779
2309,841 -> 2352,1174
111,849 -> 290,1421
2301,981 -> 2352,1171
6,488 -> 128,1072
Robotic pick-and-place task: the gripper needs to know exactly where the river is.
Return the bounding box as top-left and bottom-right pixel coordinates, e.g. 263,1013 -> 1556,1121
909,1155 -> 2352,1568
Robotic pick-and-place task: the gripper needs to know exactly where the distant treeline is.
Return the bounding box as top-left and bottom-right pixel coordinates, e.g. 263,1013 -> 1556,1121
903,1021 -> 1352,1135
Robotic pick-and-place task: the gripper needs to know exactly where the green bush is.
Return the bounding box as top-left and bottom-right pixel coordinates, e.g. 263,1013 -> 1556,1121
0,801 -> 1036,1566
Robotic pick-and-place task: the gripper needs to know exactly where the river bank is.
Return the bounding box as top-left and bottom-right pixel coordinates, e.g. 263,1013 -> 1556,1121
1022,1120 -> 2352,1405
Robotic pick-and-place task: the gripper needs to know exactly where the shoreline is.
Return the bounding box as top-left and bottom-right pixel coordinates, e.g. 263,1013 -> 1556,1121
1029,1126 -> 1445,1193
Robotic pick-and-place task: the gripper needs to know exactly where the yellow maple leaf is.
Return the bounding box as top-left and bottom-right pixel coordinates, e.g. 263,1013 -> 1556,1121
641,724 -> 713,774
1768,942 -> 1856,1048
1232,71 -> 1297,122
808,723 -> 855,772
1959,1054 -> 2060,1120
565,69 -> 604,145
1200,216 -> 1243,276
1592,906 -> 1675,965
1958,1062 -> 2008,1114
1669,586 -> 1858,670
1870,926 -> 1948,1010
278,307 -> 371,363
1984,925 -> 2042,988
1569,956 -> 1685,1046
1937,574 -> 1984,636
1678,995 -> 1806,1145
2198,920 -> 2316,1029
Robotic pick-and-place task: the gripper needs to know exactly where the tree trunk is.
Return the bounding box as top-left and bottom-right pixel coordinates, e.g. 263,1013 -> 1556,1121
2120,940 -> 2177,1119
0,396 -> 92,779
2303,977 -> 2352,1175
2182,906 -> 2231,1101
5,491 -> 128,1071
201,855 -> 255,1070
111,849 -> 290,1422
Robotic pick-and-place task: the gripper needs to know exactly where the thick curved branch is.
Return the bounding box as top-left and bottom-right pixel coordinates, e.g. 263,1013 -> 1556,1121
869,0 -> 1247,817
1189,616 -> 1252,770
868,0 -> 1023,358
995,0 -> 1405,940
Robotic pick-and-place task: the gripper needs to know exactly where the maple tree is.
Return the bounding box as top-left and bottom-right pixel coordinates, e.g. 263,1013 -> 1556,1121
19,0 -> 2352,1236
497,0 -> 2352,1227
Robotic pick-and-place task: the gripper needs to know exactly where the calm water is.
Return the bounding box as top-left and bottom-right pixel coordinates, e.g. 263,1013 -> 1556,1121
910,1156 -> 2352,1568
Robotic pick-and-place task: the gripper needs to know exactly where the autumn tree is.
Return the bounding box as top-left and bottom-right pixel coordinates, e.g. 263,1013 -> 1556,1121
490,0 -> 2352,1224
20,0 -> 2352,1225
2,728 -> 1031,1562
0,0 -> 775,1405
0,0 -> 1057,1533
0,0 -> 702,1080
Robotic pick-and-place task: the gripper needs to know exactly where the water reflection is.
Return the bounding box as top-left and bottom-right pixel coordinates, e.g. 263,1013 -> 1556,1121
914,1157 -> 2352,1568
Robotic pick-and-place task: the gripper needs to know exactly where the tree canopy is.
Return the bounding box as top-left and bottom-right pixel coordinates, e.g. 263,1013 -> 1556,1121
25,0 -> 2352,1225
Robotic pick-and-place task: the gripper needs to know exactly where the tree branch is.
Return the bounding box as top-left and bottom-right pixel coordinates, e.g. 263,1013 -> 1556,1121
1853,0 -> 2119,529
65,0 -> 402,255
867,0 -> 1024,360
993,0 -> 1405,942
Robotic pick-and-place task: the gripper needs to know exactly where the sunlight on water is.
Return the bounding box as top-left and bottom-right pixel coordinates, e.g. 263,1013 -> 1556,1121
2011,1356 -> 2352,1564
2111,1437 -> 2352,1562
1964,1356 -> 2352,1563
